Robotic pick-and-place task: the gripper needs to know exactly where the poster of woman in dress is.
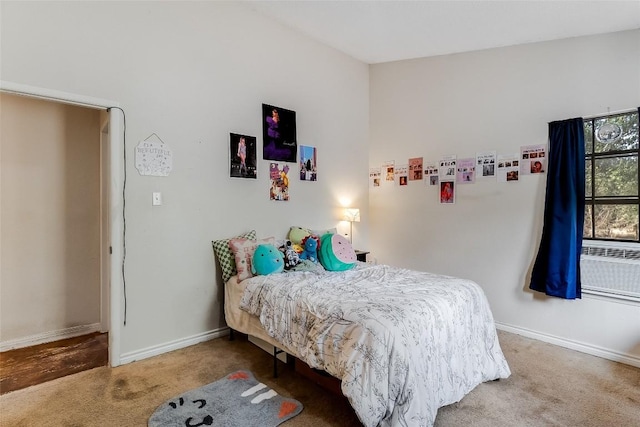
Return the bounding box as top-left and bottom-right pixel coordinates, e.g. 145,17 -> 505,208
262,103 -> 297,163
299,145 -> 317,181
440,181 -> 455,204
229,133 -> 257,179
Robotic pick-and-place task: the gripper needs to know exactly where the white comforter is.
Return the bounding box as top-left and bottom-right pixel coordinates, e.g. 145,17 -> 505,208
240,263 -> 511,426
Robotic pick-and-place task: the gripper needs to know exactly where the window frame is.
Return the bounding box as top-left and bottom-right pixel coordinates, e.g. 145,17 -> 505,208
582,110 -> 640,303
583,110 -> 640,244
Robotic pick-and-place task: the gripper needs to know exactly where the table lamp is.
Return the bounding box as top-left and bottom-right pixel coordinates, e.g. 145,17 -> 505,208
343,208 -> 360,244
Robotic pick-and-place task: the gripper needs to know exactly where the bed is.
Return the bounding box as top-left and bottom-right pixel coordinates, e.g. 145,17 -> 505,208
224,261 -> 511,427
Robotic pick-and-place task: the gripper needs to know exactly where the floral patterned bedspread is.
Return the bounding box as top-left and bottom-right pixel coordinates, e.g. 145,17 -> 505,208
240,263 -> 511,426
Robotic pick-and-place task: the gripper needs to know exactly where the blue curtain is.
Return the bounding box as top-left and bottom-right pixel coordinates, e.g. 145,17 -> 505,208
530,118 -> 585,299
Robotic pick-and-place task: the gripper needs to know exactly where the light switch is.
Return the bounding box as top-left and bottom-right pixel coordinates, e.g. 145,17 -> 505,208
152,192 -> 162,206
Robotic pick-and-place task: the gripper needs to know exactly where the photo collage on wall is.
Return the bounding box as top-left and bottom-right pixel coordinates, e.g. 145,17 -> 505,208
370,144 -> 546,205
228,103 -> 318,202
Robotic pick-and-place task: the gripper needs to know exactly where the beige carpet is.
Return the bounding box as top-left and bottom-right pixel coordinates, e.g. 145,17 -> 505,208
1,331 -> 638,426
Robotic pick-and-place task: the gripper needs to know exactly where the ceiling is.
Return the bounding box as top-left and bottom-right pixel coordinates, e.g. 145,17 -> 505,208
245,0 -> 640,64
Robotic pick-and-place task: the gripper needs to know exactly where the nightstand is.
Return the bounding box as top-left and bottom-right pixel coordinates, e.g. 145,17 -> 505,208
355,250 -> 369,262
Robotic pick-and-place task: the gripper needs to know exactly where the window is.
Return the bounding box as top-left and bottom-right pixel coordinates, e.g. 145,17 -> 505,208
584,110 -> 639,242
582,110 -> 640,301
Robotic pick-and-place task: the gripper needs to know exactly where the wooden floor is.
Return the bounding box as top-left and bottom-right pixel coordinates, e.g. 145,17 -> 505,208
0,332 -> 108,395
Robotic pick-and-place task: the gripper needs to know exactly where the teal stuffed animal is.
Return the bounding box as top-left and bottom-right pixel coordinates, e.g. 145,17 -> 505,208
299,235 -> 319,263
252,244 -> 285,275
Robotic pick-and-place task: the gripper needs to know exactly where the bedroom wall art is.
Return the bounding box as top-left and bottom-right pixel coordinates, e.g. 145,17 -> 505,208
439,155 -> 457,182
383,160 -> 395,183
409,157 -> 423,181
439,155 -> 456,204
369,167 -> 381,187
262,103 -> 297,163
229,133 -> 257,179
371,144 -> 546,204
135,133 -> 173,177
299,145 -> 317,181
440,181 -> 455,204
520,144 -> 547,175
395,164 -> 408,186
456,158 -> 476,184
476,151 -> 497,179
269,163 -> 290,201
425,163 -> 439,186
497,154 -> 519,182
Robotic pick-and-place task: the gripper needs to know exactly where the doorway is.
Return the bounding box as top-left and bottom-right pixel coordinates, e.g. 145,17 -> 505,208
0,81 -> 123,369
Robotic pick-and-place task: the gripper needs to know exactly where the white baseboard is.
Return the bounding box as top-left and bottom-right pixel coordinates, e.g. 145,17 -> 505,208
119,327 -> 230,365
495,322 -> 640,368
0,323 -> 102,352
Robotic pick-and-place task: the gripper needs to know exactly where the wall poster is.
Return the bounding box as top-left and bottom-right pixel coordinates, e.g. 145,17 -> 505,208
269,163 -> 290,201
395,164 -> 408,186
456,158 -> 476,184
476,150 -> 496,179
262,103 -> 297,163
424,163 -> 439,186
369,167 -> 381,187
299,145 -> 317,181
497,154 -> 519,182
383,160 -> 395,183
440,181 -> 455,204
439,155 -> 457,182
520,144 -> 547,175
409,157 -> 424,181
229,133 -> 257,179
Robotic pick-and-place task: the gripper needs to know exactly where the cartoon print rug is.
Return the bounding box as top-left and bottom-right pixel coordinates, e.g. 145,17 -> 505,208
148,370 -> 303,427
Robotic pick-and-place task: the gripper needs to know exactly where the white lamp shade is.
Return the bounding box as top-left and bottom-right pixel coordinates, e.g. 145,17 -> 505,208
343,208 -> 360,222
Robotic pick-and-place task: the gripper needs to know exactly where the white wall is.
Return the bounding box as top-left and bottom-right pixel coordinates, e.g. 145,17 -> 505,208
0,2 -> 369,358
369,30 -> 640,365
0,93 -> 101,342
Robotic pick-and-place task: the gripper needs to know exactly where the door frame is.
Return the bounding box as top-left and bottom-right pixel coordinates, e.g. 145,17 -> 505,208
100,119 -> 111,334
1,80 -> 124,367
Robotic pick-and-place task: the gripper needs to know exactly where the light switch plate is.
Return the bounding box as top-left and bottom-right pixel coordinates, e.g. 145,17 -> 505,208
152,192 -> 162,206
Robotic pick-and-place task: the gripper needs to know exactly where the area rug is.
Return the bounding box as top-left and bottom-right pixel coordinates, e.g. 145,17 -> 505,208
148,370 -> 303,426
